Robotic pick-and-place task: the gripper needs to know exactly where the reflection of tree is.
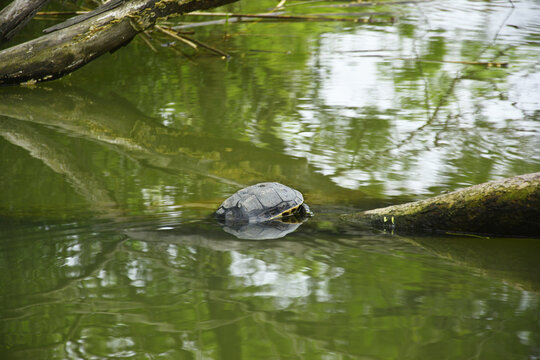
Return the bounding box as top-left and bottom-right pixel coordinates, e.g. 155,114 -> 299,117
0,117 -> 120,215
269,16 -> 533,194
0,86 -> 362,217
407,234 -> 540,292
299,2 -> 538,193
15,2 -> 533,198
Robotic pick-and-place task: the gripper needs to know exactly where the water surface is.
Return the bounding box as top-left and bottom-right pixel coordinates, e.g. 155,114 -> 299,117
1,0 -> 539,358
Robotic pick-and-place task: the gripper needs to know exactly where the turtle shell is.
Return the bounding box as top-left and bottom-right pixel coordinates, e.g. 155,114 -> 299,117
215,182 -> 304,224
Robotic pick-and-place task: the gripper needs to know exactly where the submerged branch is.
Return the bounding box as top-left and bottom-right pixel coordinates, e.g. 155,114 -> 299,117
138,30 -> 157,52
156,25 -> 230,58
173,17 -> 245,30
403,57 -> 509,68
156,24 -> 198,49
178,33 -> 230,58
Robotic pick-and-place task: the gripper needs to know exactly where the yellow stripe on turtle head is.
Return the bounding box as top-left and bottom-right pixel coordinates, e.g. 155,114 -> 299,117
270,203 -> 301,220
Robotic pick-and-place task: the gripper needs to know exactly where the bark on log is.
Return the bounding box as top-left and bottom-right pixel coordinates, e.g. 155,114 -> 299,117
342,173 -> 540,237
0,0 -> 237,85
0,0 -> 50,43
42,0 -> 125,34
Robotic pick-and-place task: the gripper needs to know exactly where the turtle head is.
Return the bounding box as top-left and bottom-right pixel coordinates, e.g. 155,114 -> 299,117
299,203 -> 313,218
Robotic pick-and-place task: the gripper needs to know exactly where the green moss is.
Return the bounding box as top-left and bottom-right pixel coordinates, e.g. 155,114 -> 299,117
343,173 -> 540,237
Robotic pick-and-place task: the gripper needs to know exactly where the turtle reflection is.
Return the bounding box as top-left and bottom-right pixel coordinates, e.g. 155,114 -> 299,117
215,182 -> 312,240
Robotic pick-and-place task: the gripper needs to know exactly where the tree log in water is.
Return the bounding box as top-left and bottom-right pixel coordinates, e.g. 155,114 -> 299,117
0,0 -> 237,85
0,0 -> 50,43
342,173 -> 540,237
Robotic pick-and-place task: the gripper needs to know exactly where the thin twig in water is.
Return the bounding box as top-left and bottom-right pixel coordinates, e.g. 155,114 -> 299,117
315,12 -> 393,16
155,25 -> 198,49
168,44 -> 198,63
492,2 -> 515,43
180,35 -> 231,58
139,31 -> 158,52
156,25 -> 229,58
445,232 -> 490,239
187,11 -> 393,23
249,49 -> 291,54
400,58 -> 508,68
173,18 -> 239,30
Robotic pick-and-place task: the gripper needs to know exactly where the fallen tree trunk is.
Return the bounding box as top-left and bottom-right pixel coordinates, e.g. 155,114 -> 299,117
0,0 -> 50,43
342,173 -> 540,237
0,0 -> 237,85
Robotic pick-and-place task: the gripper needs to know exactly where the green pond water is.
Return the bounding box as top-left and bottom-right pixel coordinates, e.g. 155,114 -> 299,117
1,0 -> 540,358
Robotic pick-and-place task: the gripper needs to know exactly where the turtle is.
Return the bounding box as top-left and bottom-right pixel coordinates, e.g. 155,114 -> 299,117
215,182 -> 312,225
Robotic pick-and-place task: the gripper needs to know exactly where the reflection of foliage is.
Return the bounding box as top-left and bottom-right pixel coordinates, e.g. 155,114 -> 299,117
1,2 -> 540,359
0,85 -> 352,219
2,0 -> 539,210
1,226 -> 538,359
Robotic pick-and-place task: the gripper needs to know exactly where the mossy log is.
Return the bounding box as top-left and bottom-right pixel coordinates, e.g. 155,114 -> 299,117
0,0 -> 237,85
342,173 -> 540,237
